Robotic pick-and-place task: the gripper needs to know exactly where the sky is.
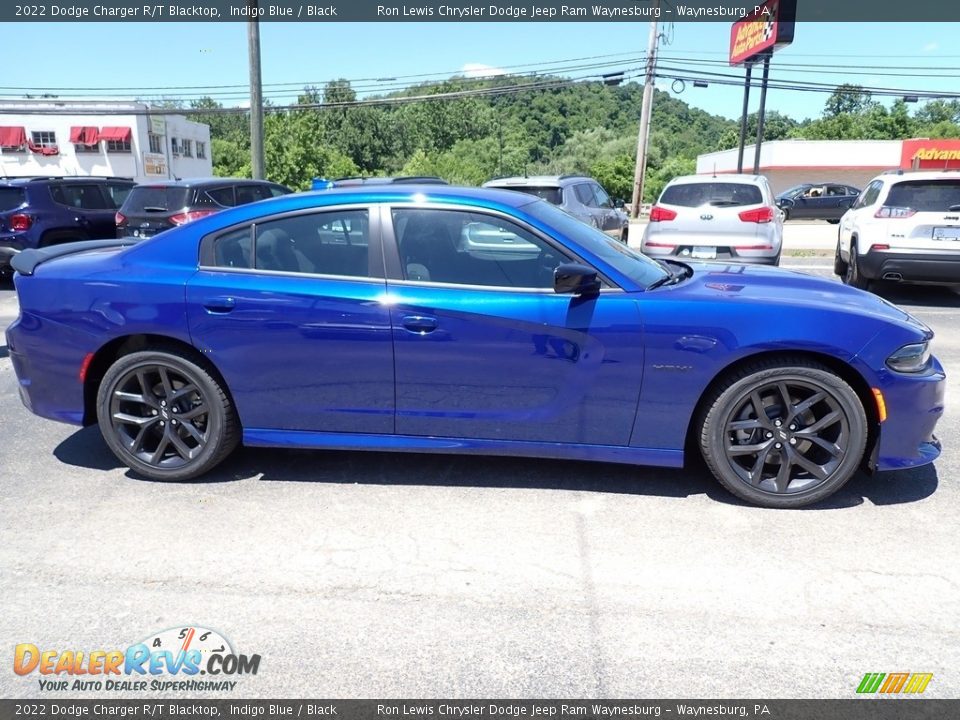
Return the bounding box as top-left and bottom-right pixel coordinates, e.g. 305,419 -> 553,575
4,22 -> 958,122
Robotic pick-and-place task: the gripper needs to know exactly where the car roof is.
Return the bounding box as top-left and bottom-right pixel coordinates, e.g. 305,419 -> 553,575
484,175 -> 591,187
879,170 -> 960,183
131,177 -> 282,189
312,184 -> 540,206
668,174 -> 767,186
0,176 -> 134,186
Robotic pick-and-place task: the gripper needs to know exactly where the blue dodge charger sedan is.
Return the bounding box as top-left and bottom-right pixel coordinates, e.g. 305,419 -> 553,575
6,186 -> 945,508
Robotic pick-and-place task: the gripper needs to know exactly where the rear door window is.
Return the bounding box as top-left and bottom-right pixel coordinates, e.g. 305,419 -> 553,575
590,183 -> 613,209
885,180 -> 960,212
574,184 -> 598,207
50,183 -> 111,209
206,187 -> 236,207
660,182 -> 763,208
103,182 -> 134,208
0,187 -> 24,212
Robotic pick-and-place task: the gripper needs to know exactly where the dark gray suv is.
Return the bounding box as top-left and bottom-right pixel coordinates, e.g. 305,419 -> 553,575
483,175 -> 629,243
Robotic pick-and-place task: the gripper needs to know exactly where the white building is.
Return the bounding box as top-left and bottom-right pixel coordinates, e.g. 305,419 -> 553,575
697,139 -> 920,195
0,99 -> 211,182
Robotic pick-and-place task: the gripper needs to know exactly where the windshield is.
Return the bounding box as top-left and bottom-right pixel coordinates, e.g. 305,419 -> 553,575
661,182 -> 763,208
524,199 -> 668,289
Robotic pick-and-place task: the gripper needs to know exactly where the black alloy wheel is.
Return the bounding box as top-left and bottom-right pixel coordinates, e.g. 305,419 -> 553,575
700,359 -> 867,508
97,350 -> 239,480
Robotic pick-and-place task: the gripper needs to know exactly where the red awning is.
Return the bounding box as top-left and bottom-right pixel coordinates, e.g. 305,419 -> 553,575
99,126 -> 131,142
69,126 -> 100,145
0,126 -> 27,147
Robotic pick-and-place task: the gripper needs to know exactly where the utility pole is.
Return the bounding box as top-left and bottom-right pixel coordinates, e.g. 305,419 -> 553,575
630,5 -> 660,219
248,0 -> 265,180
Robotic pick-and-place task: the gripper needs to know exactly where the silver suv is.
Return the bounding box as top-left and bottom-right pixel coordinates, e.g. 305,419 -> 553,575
641,174 -> 783,265
836,170 -> 960,289
482,175 -> 629,243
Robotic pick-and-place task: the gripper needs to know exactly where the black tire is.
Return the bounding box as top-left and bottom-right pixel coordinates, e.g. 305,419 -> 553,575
827,219 -> 840,225
699,358 -> 867,508
842,240 -> 870,290
833,239 -> 848,276
620,228 -> 629,244
782,209 -> 790,221
97,350 -> 240,481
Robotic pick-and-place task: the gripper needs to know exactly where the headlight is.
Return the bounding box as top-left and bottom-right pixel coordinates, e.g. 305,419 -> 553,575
886,341 -> 931,373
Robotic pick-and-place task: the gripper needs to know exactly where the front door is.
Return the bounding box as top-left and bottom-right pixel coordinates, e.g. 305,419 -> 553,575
384,205 -> 645,446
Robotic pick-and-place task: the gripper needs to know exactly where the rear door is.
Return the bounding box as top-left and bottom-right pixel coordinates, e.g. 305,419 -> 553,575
186,205 -> 394,434
383,204 -> 644,446
50,182 -> 117,239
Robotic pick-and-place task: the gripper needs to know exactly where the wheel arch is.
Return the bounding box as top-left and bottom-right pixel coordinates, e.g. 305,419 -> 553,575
82,333 -> 236,427
684,349 -> 880,471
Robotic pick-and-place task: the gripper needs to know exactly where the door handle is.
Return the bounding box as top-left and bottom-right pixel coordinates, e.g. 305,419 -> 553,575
401,315 -> 438,333
202,296 -> 236,314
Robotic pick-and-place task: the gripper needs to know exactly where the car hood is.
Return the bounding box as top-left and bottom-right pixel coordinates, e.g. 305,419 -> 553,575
668,261 -> 927,332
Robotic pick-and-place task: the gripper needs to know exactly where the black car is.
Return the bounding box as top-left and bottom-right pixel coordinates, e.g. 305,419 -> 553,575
775,183 -> 861,223
1,176 -> 134,273
116,178 -> 292,239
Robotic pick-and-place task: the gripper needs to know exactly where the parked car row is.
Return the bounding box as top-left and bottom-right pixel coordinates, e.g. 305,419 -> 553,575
0,176 -> 293,274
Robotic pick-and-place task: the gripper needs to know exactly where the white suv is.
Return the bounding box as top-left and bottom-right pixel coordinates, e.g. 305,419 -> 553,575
836,170 -> 960,289
641,174 -> 783,265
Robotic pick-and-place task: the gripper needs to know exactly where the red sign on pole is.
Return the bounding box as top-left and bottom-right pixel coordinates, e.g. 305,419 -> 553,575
729,0 -> 796,66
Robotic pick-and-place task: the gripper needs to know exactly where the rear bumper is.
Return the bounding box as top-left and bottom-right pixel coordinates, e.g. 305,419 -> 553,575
859,248 -> 960,284
0,238 -> 24,265
643,245 -> 780,265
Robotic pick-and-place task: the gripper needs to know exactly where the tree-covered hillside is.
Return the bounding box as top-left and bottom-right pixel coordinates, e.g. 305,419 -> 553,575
188,80 -> 960,201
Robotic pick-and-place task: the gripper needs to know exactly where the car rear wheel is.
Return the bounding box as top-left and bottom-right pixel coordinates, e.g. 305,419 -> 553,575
620,228 -> 629,244
97,350 -> 240,481
842,240 -> 870,290
699,359 -> 867,508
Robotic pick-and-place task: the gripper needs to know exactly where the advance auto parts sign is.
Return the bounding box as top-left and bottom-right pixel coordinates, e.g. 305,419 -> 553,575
729,0 -> 796,66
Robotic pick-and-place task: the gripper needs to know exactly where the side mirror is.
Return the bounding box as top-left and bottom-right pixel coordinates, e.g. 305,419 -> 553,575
613,198 -> 625,209
777,198 -> 794,208
554,263 -> 601,296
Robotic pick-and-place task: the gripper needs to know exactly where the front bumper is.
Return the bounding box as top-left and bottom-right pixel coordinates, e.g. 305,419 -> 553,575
872,355 -> 946,471
859,248 -> 960,284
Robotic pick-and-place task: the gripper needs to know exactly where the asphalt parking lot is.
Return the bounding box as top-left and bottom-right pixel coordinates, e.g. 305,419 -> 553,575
1,229 -> 958,699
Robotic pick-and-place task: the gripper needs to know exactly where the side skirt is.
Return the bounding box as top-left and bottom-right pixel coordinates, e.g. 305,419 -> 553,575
242,429 -> 685,468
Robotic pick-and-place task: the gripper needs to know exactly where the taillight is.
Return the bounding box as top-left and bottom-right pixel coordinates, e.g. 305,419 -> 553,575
874,206 -> 916,219
871,244 -> 890,251
115,211 -> 126,225
649,206 -> 677,222
169,209 -> 217,226
10,213 -> 32,231
738,206 -> 775,223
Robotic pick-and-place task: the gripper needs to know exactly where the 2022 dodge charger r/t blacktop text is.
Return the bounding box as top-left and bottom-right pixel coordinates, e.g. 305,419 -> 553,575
6,186 -> 945,508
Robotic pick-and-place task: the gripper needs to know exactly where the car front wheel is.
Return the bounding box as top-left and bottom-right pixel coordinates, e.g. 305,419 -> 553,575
97,350 -> 240,481
699,359 -> 867,508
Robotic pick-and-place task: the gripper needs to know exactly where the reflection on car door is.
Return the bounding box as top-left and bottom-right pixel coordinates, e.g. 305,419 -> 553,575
384,205 -> 645,446
185,206 -> 395,434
